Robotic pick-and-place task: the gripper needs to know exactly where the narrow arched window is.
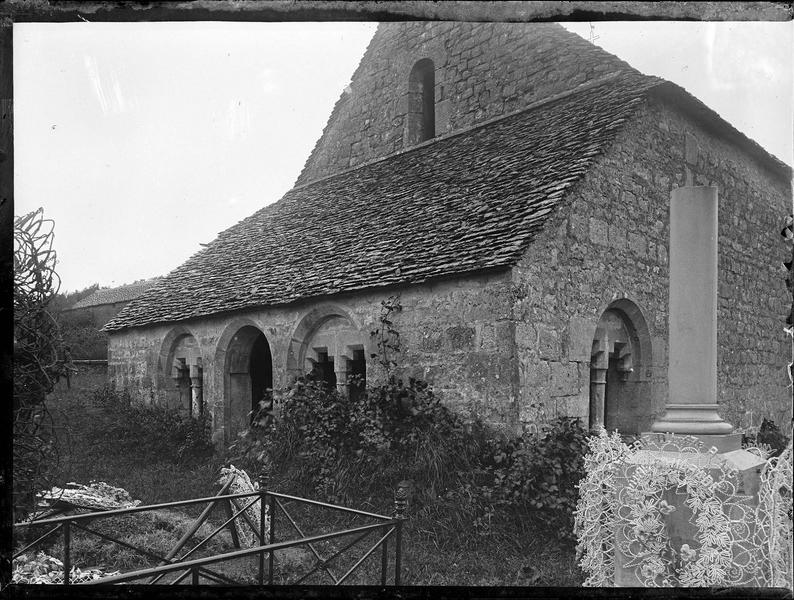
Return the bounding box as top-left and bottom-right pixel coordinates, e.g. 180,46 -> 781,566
407,58 -> 435,144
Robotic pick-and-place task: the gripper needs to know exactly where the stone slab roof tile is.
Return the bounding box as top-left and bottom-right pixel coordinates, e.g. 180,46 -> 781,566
105,73 -> 658,332
69,277 -> 163,310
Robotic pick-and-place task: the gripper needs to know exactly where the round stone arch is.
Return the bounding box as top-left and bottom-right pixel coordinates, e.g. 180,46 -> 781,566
158,324 -> 202,413
396,48 -> 446,92
286,304 -> 368,396
589,298 -> 654,434
214,317 -> 273,443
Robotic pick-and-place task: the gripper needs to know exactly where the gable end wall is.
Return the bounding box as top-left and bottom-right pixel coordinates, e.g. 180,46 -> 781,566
511,97 -> 791,432
297,22 -> 631,185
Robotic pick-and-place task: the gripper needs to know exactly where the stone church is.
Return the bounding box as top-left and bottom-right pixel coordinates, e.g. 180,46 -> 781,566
104,22 -> 792,444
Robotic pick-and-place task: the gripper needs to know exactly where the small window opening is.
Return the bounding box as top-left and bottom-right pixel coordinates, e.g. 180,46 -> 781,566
407,58 -> 435,144
348,347 -> 366,401
312,348 -> 337,390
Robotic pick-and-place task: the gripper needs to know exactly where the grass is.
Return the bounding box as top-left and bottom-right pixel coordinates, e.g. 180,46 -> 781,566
45,369 -> 223,507
19,367 -> 584,586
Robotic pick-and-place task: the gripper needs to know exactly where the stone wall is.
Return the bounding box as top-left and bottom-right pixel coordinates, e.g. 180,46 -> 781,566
108,269 -> 518,443
509,95 -> 791,433
110,93 -> 790,440
296,22 -> 632,185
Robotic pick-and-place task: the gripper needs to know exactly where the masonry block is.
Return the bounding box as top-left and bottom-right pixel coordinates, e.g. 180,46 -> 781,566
549,361 -> 580,397
565,316 -> 595,362
589,217 -> 608,246
538,326 -> 561,360
446,326 -> 475,351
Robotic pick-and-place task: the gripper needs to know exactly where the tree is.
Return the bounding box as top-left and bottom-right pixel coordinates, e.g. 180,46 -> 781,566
13,208 -> 72,517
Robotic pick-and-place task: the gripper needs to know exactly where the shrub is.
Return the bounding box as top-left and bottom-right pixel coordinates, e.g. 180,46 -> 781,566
55,308 -> 108,360
234,375 -> 589,545
88,386 -> 214,464
347,378 -> 490,505
748,418 -> 791,458
234,377 -> 486,508
480,417 -> 590,540
740,418 -> 788,458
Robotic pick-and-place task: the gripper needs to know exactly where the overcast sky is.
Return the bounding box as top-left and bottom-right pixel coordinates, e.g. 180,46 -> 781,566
14,20 -> 793,294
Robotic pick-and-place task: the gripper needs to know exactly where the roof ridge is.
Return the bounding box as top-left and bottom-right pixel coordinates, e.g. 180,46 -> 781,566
289,70 -> 658,194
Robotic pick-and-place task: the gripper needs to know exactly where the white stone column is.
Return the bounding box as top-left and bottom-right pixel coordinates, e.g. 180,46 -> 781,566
610,186 -> 766,588
589,338 -> 608,429
189,363 -> 203,418
651,186 -> 732,436
173,358 -> 190,412
335,354 -> 350,397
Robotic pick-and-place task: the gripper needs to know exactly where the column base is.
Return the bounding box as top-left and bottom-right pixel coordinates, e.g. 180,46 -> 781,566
650,403 -> 734,435
641,431 -> 742,453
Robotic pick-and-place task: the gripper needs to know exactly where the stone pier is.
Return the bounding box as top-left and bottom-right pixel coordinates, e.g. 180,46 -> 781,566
614,186 -> 767,586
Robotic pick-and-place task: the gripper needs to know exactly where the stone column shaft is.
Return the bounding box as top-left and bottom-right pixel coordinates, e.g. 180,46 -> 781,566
190,364 -> 203,418
335,354 -> 350,396
651,186 -> 731,435
589,369 -> 607,429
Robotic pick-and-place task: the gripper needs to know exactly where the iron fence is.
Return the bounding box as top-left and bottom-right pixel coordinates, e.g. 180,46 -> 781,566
13,482 -> 405,585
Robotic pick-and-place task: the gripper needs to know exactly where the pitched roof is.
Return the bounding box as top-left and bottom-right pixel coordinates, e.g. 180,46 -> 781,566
69,278 -> 163,310
104,72 -> 660,332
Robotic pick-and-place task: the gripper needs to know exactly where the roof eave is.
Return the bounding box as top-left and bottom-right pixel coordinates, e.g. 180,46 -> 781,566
103,263 -> 514,334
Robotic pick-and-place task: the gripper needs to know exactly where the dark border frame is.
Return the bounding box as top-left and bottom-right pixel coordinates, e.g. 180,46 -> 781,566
3,2 -> 791,598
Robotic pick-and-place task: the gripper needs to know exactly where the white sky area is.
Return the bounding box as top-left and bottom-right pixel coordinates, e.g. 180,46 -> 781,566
14,20 -> 793,294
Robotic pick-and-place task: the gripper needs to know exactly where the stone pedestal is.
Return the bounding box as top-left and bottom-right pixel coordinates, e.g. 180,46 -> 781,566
613,440 -> 767,587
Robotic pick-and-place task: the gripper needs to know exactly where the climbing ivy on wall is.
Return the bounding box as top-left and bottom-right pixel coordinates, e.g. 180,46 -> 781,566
370,295 -> 403,378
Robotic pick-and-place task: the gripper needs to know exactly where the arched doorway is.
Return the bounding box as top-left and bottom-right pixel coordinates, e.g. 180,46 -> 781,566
224,325 -> 273,439
589,299 -> 653,434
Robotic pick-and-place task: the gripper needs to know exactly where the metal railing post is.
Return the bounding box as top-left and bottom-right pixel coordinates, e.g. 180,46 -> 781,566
62,521 -> 71,585
394,520 -> 402,585
381,527 -> 388,586
268,492 -> 276,585
393,480 -> 409,586
258,489 -> 267,584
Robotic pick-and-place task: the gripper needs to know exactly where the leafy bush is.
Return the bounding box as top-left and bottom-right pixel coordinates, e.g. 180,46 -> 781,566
55,308 -> 108,360
234,376 -> 486,509
479,417 -> 590,539
234,375 -> 589,545
88,386 -> 214,464
348,378 -> 492,506
743,418 -> 791,458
